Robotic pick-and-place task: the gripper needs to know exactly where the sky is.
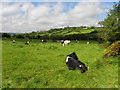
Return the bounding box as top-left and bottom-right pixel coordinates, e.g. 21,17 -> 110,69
0,0 -> 118,33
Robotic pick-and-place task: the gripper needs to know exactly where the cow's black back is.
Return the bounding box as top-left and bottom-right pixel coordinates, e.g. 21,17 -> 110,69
68,52 -> 78,60
66,57 -> 78,70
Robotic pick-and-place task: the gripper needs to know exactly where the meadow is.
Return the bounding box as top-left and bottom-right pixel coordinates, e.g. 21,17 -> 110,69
2,39 -> 118,88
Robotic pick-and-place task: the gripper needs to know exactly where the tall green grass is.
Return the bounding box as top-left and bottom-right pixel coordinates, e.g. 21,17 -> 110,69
2,39 -> 118,88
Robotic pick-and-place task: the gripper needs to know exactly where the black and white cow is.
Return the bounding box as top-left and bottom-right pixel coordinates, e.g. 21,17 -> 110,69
76,40 -> 80,43
12,40 -> 16,43
66,52 -> 88,73
25,41 -> 30,45
61,40 -> 70,46
41,40 -> 47,43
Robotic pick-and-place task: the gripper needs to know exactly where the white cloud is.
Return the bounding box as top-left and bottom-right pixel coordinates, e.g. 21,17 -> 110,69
101,3 -> 113,9
1,1 -> 105,33
52,3 -> 64,14
28,5 -> 51,20
2,3 -> 21,16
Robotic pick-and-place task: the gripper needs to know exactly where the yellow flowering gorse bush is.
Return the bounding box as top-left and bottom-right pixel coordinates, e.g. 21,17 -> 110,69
104,41 -> 120,57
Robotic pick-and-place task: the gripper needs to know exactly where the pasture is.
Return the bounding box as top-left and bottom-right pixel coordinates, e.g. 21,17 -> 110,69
2,39 -> 118,88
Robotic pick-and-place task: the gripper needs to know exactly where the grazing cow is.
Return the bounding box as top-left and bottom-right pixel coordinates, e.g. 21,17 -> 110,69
87,42 -> 90,44
25,41 -> 30,45
61,40 -> 64,45
12,40 -> 16,43
76,40 -> 80,43
41,40 -> 46,43
66,52 -> 88,73
61,40 -> 70,46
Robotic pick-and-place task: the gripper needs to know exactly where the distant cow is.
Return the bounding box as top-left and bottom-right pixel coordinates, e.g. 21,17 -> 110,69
66,52 -> 88,73
12,40 -> 16,43
61,40 -> 64,45
87,42 -> 90,44
61,40 -> 70,46
76,40 -> 80,43
41,40 -> 46,43
25,41 -> 30,45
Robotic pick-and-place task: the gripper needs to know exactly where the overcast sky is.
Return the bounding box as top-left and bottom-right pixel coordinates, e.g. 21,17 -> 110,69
1,0 -> 117,33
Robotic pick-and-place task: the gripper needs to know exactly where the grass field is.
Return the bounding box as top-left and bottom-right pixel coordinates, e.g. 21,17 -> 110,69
2,39 -> 118,88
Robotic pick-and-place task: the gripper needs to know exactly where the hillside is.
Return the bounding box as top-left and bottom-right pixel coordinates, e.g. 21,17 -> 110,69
11,26 -> 97,40
37,26 -> 95,36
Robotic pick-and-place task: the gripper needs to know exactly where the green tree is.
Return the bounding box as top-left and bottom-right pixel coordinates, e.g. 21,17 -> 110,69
2,33 -> 11,38
98,1 -> 120,42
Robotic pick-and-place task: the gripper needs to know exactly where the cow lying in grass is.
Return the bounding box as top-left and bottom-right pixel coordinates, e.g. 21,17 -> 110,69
66,52 -> 88,73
